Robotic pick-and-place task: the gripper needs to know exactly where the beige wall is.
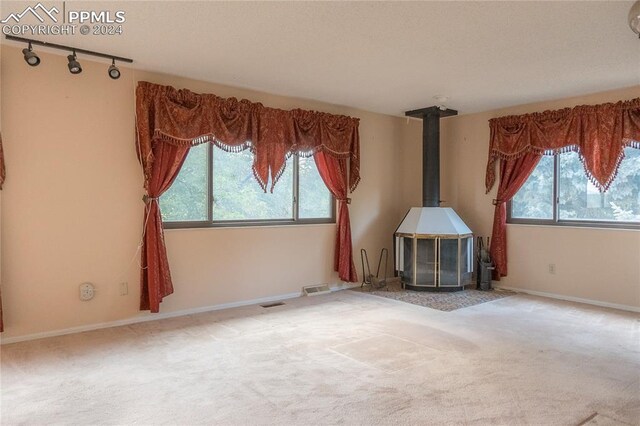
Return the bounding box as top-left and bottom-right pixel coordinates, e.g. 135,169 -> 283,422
403,86 -> 640,308
1,46 -> 406,339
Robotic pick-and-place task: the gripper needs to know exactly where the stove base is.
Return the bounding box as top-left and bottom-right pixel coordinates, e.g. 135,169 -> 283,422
403,284 -> 465,292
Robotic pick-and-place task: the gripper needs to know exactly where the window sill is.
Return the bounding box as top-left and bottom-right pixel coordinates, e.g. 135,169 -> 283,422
506,222 -> 640,232
163,221 -> 336,232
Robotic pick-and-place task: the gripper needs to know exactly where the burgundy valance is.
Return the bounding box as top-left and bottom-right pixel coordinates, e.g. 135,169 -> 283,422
485,98 -> 640,193
136,81 -> 361,192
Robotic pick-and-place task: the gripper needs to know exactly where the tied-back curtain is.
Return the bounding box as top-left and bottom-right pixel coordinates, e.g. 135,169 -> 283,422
485,98 -> 640,279
0,133 -> 4,332
489,153 -> 541,278
136,82 -> 361,311
314,151 -> 357,282
139,143 -> 190,312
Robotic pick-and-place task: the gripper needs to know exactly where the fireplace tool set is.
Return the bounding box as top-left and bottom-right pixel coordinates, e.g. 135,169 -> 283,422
360,248 -> 389,290
476,237 -> 494,291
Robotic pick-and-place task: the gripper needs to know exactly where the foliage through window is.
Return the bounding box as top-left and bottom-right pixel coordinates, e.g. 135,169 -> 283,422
510,148 -> 640,227
160,144 -> 334,227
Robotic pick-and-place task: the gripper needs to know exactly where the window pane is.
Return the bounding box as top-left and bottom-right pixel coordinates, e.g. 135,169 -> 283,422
160,143 -> 208,222
213,147 -> 293,221
298,156 -> 333,219
559,148 -> 640,222
511,155 -> 554,219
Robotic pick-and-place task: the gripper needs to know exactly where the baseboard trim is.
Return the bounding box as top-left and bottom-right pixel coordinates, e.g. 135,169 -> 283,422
496,285 -> 640,313
1,284 -> 349,345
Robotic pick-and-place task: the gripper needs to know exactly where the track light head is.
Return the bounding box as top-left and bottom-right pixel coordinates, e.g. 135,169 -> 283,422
22,42 -> 40,66
67,51 -> 82,74
108,59 -> 120,80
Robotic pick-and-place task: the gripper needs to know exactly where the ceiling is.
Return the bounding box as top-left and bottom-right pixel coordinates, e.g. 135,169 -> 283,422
2,1 -> 639,116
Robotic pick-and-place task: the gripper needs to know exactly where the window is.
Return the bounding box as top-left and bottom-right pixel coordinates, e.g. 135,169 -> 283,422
509,148 -> 640,228
160,144 -> 335,227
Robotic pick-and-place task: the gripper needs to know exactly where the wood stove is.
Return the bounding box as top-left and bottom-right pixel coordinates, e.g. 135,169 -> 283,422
394,106 -> 473,292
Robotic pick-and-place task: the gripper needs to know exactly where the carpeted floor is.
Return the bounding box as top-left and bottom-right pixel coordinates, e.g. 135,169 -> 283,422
1,291 -> 638,425
351,281 -> 515,311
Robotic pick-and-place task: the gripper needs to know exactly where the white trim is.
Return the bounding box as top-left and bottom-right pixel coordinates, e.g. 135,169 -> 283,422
6,284 -> 634,344
506,223 -> 640,233
0,284 -> 349,345
496,285 -> 640,313
329,282 -> 359,291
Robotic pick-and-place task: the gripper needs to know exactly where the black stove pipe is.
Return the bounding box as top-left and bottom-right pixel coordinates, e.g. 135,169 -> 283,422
405,106 -> 458,207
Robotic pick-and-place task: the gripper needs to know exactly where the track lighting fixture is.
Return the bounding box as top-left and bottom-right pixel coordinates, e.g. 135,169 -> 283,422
22,42 -> 40,66
67,51 -> 82,74
108,59 -> 121,80
6,35 -> 133,79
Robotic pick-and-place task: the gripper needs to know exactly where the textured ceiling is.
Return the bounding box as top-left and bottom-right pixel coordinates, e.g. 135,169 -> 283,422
2,1 -> 639,115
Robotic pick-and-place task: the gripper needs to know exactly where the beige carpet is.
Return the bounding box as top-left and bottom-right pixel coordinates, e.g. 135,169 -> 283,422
1,291 -> 639,425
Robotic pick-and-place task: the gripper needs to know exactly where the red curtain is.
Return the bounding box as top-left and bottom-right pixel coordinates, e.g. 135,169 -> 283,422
485,98 -> 640,279
314,151 -> 358,282
139,143 -> 190,312
0,133 -> 5,190
489,153 -> 541,279
136,82 -> 362,311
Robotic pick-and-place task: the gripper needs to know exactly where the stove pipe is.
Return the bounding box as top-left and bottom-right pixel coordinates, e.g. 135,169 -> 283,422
405,106 -> 458,207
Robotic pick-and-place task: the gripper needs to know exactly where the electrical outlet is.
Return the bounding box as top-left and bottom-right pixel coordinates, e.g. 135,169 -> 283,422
79,282 -> 95,301
119,282 -> 128,296
548,263 -> 556,274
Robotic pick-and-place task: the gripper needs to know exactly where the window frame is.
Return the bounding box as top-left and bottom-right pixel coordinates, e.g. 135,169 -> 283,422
163,144 -> 336,229
507,155 -> 640,230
